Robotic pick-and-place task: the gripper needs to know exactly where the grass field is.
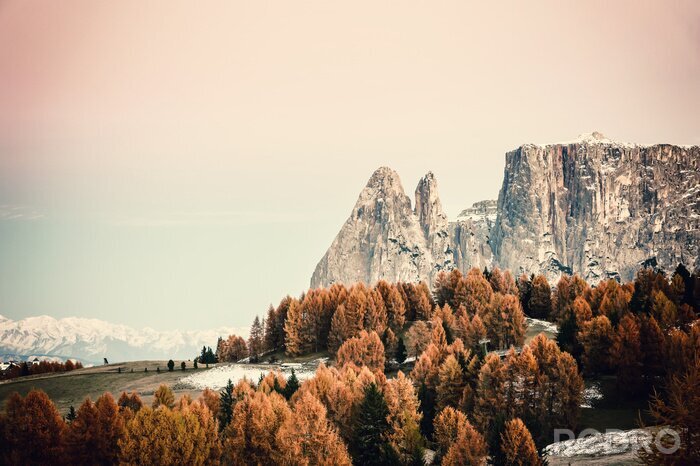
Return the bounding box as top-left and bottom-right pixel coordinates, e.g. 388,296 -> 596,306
0,360 -> 212,414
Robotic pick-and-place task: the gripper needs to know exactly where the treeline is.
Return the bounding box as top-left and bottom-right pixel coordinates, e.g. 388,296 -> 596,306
0,359 -> 83,381
220,269 -> 530,363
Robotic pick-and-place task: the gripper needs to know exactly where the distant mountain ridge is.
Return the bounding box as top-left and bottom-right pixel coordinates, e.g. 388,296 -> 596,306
312,133 -> 699,286
0,314 -> 245,364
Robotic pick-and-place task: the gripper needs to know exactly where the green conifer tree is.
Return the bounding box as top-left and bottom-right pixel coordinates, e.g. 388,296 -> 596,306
219,378 -> 234,432
351,383 -> 400,465
283,369 -> 300,400
395,337 -> 407,364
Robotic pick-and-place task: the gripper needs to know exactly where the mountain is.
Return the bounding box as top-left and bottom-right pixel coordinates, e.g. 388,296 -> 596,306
311,167 -> 433,287
310,167 -> 494,287
312,133 -> 699,287
492,132 -> 699,282
0,314 -> 245,364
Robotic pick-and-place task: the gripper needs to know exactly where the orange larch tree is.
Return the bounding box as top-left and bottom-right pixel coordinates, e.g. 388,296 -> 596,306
276,391 -> 352,466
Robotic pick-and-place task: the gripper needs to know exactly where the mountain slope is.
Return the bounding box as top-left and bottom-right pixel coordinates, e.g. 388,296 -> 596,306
0,314 -> 245,364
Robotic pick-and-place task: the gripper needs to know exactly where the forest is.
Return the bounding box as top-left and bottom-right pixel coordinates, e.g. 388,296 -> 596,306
1,265 -> 698,465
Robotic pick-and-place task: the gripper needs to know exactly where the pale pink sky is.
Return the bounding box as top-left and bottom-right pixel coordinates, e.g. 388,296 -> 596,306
0,1 -> 698,329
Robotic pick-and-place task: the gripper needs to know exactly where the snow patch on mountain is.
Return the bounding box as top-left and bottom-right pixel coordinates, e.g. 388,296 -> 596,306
0,315 -> 246,364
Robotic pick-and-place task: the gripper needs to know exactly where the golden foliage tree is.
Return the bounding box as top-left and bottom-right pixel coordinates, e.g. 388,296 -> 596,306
434,406 -> 469,458
364,288 -> 388,336
384,371 -> 423,462
611,313 -> 643,393
336,330 -> 386,373
405,321 -> 431,358
183,400 -> 222,465
199,388 -> 221,419
284,299 -> 307,356
461,268 -> 494,316
153,384 -> 175,409
483,293 -> 526,350
67,393 -> 125,464
119,406 -> 211,466
410,343 -> 442,389
1,390 -> 65,465
218,334 -> 249,362
651,290 -> 677,329
276,392 -> 352,466
222,391 -> 291,465
473,353 -> 508,442
437,355 -> 464,411
437,408 -> 488,466
376,280 -> 406,331
328,303 -> 351,353
466,314 -> 487,353
577,315 -> 614,375
499,418 -> 541,466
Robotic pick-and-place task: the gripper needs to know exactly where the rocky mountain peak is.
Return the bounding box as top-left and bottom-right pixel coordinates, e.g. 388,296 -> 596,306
414,171 -> 447,237
364,166 -> 404,194
351,166 -> 412,223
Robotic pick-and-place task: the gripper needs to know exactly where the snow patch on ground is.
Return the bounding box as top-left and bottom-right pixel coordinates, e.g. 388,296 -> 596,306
581,382 -> 604,408
180,362 -> 319,390
526,317 -> 559,335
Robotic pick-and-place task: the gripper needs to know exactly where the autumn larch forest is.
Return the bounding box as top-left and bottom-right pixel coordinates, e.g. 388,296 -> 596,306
1,264 -> 698,465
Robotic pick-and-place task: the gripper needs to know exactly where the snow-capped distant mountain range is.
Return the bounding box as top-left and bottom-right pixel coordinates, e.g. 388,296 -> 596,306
0,314 -> 246,364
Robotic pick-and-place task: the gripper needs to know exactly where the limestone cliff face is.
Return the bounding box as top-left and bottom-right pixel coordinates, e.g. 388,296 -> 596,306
414,172 -> 454,274
311,133 -> 699,288
450,200 -> 497,274
491,132 -> 700,283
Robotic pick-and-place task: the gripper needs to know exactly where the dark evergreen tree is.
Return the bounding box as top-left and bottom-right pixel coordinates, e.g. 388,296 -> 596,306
556,311 -> 578,357
417,383 -> 437,440
442,319 -> 454,345
395,337 -> 407,364
215,337 -> 223,358
193,359 -> 198,369
199,346 -> 217,364
180,361 -> 186,371
283,369 -> 300,400
351,383 -> 399,465
167,359 -> 175,372
517,274 -> 533,317
529,274 -> 552,320
219,378 -> 234,431
248,315 -> 264,362
66,405 -> 77,423
205,347 -> 216,363
673,263 -> 695,307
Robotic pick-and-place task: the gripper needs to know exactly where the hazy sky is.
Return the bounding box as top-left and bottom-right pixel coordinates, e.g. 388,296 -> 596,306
1,1 -> 699,330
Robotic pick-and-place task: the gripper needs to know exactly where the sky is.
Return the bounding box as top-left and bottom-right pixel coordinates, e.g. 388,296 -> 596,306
0,1 -> 699,330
